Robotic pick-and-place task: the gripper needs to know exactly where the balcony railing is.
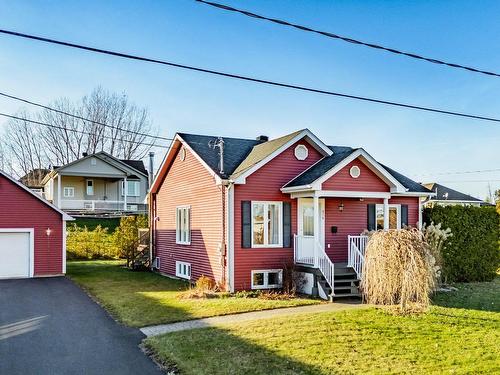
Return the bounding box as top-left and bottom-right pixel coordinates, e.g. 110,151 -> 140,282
60,199 -> 146,212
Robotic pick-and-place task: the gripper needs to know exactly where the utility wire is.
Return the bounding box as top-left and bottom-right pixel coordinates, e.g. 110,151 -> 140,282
0,112 -> 169,149
415,168 -> 500,177
196,0 -> 500,78
1,29 -> 500,123
0,91 -> 172,142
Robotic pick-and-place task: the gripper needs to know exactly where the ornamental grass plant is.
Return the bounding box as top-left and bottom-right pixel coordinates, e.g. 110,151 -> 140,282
361,229 -> 438,313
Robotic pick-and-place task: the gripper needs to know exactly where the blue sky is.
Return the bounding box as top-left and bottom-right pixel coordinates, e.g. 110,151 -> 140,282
1,0 -> 500,199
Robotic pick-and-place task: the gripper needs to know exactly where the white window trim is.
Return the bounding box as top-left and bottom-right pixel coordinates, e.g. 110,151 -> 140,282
294,144 -> 309,160
251,201 -> 283,248
251,269 -> 283,289
63,186 -> 75,198
121,180 -> 141,197
176,261 -> 191,280
176,206 -> 191,245
86,179 -> 94,196
376,203 -> 401,229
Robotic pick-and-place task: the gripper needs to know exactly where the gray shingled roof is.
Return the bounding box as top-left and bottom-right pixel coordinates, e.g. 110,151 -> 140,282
178,133 -> 262,178
120,160 -> 147,175
179,132 -> 430,193
423,183 -> 483,202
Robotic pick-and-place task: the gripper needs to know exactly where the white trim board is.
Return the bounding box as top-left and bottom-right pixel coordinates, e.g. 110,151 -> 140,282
0,228 -> 35,278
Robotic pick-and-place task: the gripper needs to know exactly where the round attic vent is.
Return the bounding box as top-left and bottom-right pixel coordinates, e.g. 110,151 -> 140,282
179,148 -> 186,161
294,144 -> 308,160
350,165 -> 361,178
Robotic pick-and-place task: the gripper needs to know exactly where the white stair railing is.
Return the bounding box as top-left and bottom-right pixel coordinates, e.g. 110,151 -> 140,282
315,240 -> 335,296
293,234 -> 314,266
348,235 -> 368,279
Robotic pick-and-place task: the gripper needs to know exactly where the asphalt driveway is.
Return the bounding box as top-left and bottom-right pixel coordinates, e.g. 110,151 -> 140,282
0,277 -> 162,375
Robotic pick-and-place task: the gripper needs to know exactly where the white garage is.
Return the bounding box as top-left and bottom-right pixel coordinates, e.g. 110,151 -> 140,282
0,229 -> 34,279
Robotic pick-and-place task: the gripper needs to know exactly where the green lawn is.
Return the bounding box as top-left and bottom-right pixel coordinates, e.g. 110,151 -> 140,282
67,260 -> 320,327
145,279 -> 500,375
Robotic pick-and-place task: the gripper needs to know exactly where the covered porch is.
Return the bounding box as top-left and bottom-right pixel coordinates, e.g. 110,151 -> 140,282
287,190 -> 419,298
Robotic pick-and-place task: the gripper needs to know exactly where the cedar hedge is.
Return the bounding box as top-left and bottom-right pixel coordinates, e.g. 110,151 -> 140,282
423,205 -> 499,282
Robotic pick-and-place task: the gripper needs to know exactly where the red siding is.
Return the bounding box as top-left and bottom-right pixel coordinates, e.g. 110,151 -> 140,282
322,159 -> 390,192
325,196 -> 420,262
233,140 -> 323,290
0,175 -> 63,276
153,145 -> 225,284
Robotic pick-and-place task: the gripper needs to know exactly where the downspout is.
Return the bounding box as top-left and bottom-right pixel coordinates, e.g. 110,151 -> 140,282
225,181 -> 235,293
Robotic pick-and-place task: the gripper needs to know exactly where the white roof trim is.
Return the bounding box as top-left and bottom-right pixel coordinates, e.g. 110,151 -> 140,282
309,149 -> 407,193
232,129 -> 332,184
392,192 -> 436,197
0,169 -> 74,221
290,190 -> 391,199
149,134 -> 222,194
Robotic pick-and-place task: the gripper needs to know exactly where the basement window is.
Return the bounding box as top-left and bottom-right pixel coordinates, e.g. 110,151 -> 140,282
176,261 -> 191,280
251,269 -> 283,289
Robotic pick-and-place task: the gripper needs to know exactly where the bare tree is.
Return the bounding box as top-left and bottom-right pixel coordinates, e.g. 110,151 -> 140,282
2,87 -> 157,178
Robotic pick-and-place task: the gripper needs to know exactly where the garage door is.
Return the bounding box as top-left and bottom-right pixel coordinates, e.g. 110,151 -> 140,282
0,232 -> 31,279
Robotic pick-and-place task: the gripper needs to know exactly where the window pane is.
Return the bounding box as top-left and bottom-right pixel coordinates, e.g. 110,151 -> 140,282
253,272 -> 264,286
268,204 -> 280,245
376,206 -> 384,230
267,272 -> 280,286
302,203 -> 314,236
253,204 -> 264,245
389,207 -> 398,229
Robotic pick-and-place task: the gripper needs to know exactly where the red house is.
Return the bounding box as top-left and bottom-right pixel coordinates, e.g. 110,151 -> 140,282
149,129 -> 433,299
0,169 -> 73,279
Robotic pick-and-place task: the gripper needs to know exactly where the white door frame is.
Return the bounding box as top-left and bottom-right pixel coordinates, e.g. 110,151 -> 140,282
297,198 -> 325,256
0,228 -> 35,278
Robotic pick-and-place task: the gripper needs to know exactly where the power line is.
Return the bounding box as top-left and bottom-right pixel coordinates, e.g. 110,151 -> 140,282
415,168 -> 500,177
0,112 -> 169,149
1,29 -> 500,123
0,91 -> 172,142
438,179 -> 500,183
196,0 -> 500,79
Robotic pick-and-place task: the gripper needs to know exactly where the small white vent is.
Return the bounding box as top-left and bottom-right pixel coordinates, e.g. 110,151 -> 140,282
179,148 -> 186,161
153,257 -> 160,270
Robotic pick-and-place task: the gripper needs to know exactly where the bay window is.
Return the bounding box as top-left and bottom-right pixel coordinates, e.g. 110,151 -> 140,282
251,202 -> 282,247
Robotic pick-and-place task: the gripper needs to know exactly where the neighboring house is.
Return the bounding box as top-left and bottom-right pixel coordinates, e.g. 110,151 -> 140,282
0,169 -> 73,279
422,183 -> 488,207
19,168 -> 50,195
41,152 -> 150,216
149,129 -> 434,299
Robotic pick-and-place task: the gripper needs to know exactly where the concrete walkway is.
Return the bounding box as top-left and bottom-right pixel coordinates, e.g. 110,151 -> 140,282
141,300 -> 365,337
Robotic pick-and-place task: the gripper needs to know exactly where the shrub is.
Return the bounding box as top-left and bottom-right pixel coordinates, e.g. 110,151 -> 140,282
423,206 -> 499,282
112,215 -> 149,267
67,224 -> 120,259
361,229 -> 437,313
422,222 -> 452,283
73,217 -> 121,232
179,275 -> 219,299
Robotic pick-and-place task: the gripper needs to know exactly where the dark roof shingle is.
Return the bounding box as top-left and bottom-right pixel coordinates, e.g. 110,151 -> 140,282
423,183 -> 483,202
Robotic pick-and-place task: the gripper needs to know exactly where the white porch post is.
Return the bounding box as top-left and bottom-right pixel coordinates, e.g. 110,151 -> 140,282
383,197 -> 389,230
57,174 -> 61,208
123,176 -> 128,211
313,193 -> 320,267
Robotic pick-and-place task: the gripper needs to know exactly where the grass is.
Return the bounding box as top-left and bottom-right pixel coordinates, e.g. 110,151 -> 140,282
145,279 -> 500,374
67,260 -> 321,327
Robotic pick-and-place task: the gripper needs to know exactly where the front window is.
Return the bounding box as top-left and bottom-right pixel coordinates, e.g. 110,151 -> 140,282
175,261 -> 191,279
63,187 -> 75,198
251,269 -> 283,289
176,206 -> 191,244
376,204 -> 401,230
122,180 -> 140,197
251,202 -> 282,247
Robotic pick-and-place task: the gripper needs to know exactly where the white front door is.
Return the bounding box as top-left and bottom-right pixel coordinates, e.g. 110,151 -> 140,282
296,198 -> 325,265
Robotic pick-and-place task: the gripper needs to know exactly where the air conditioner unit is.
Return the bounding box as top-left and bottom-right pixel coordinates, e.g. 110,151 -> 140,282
152,257 -> 160,270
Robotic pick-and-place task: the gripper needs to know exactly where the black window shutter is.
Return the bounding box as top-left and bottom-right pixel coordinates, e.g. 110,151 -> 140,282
367,204 -> 376,231
282,202 -> 291,248
241,201 -> 252,248
401,205 -> 409,228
